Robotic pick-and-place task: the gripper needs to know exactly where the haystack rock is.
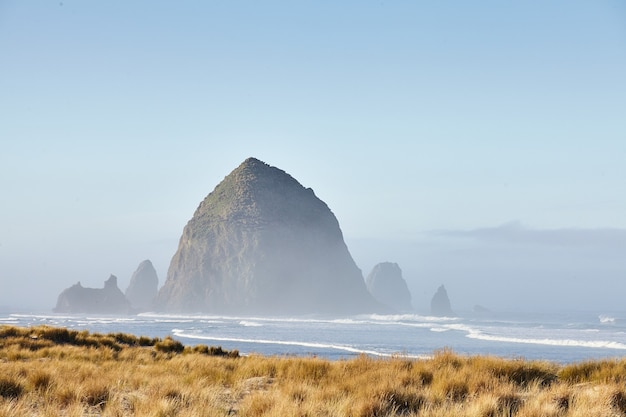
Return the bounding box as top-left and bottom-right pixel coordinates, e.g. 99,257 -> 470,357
156,157 -> 379,314
125,260 -> 159,311
365,262 -> 412,312
54,275 -> 130,314
430,284 -> 454,317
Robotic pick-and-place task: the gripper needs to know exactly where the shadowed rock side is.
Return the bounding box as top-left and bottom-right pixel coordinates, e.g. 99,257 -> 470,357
365,262 -> 412,312
156,157 -> 379,314
125,260 -> 159,311
54,275 -> 131,314
430,284 -> 455,317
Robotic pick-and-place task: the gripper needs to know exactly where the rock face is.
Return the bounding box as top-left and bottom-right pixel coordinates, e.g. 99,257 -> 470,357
156,157 -> 378,314
365,262 -> 412,312
430,285 -> 454,317
125,260 -> 159,311
54,275 -> 131,314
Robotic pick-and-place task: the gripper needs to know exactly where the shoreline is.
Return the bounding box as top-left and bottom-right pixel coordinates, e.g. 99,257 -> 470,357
2,324 -> 626,416
3,310 -> 626,365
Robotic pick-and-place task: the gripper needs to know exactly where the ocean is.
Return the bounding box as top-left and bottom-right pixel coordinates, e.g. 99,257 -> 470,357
2,311 -> 626,364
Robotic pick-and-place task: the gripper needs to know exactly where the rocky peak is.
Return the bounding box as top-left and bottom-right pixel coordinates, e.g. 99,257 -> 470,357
430,285 -> 455,317
125,260 -> 159,312
365,262 -> 412,312
104,274 -> 118,289
157,157 -> 378,314
193,157 -> 330,229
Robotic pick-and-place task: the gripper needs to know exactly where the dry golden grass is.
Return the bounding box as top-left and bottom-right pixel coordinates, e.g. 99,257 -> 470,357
2,325 -> 626,416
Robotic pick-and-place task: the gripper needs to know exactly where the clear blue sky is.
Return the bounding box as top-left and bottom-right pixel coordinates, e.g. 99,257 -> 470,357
1,1 -> 625,312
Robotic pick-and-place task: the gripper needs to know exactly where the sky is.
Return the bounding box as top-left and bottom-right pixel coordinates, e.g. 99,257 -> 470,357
1,1 -> 625,313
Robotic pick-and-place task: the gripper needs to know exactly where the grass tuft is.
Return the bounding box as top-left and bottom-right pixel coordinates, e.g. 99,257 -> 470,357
28,370 -> 53,391
154,336 -> 185,354
0,377 -> 23,399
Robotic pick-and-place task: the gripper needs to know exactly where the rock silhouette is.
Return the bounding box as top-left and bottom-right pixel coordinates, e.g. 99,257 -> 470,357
365,262 -> 412,312
430,285 -> 454,317
125,260 -> 159,311
156,157 -> 378,314
54,275 -> 130,314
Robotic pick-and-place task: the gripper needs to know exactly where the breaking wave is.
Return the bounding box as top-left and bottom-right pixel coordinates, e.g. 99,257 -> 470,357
171,329 -> 428,359
466,331 -> 626,350
5,310 -> 626,362
599,315 -> 616,324
239,321 -> 263,327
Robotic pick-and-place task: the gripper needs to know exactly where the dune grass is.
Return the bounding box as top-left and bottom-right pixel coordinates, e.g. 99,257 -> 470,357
1,325 -> 626,416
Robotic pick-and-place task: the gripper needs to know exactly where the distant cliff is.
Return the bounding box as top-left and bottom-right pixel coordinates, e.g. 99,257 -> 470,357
156,157 -> 379,314
54,275 -> 130,314
125,260 -> 158,311
365,262 -> 412,312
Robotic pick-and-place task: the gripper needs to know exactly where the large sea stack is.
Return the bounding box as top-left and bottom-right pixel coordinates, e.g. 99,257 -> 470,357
125,260 -> 159,311
156,157 -> 378,314
365,262 -> 412,312
430,285 -> 455,317
54,275 -> 130,314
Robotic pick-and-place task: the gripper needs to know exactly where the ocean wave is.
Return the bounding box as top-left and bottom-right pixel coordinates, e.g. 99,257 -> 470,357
83,317 -> 137,324
465,330 -> 626,350
10,313 -> 79,320
239,321 -> 263,327
599,315 -> 616,324
428,323 -> 476,333
367,313 -> 460,323
429,327 -> 450,333
153,319 -> 195,323
0,318 -> 19,324
425,320 -> 626,350
171,329 -> 429,359
140,313 -> 337,325
329,318 -> 367,325
142,312 -> 461,328
138,313 -> 225,324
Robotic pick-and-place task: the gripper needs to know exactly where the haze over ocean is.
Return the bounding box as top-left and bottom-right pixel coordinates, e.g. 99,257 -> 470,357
1,2 -> 625,312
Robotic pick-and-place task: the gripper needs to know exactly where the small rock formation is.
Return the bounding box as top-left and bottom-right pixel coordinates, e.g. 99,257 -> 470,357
156,157 -> 379,314
54,275 -> 131,314
125,260 -> 159,311
430,285 -> 454,317
365,262 -> 412,312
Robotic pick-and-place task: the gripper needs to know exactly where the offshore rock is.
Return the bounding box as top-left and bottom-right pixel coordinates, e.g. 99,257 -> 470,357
125,260 -> 159,311
365,262 -> 412,312
430,284 -> 455,317
54,275 -> 131,314
156,157 -> 378,314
